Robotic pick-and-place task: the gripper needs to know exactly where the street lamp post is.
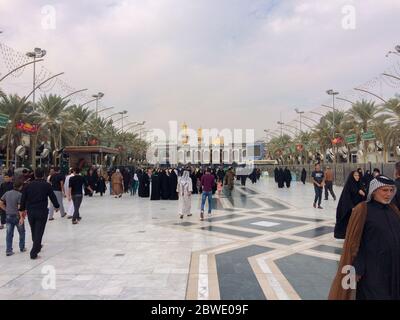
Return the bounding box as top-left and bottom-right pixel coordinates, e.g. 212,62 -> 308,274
295,108 -> 304,132
92,92 -> 104,118
326,89 -> 339,163
26,48 -> 46,109
118,110 -> 128,133
277,121 -> 284,138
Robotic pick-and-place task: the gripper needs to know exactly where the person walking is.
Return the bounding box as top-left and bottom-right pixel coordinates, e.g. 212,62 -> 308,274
324,166 -> 336,200
177,170 -> 193,219
68,168 -> 86,225
312,163 -> 324,209
111,169 -> 124,198
0,179 -> 26,256
329,175 -> 400,300
0,171 -> 14,230
334,170 -> 366,239
200,168 -> 215,221
64,168 -> 75,219
48,167 -> 65,220
19,168 -> 59,260
223,167 -> 235,196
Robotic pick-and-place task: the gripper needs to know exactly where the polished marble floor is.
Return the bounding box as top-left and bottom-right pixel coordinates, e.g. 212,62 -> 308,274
0,177 -> 343,300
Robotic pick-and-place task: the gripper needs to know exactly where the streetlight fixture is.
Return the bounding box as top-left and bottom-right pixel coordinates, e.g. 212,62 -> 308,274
26,47 -> 46,109
277,121 -> 284,138
92,92 -> 104,118
295,108 -> 304,132
118,110 -> 128,133
385,45 -> 400,57
326,89 -> 339,163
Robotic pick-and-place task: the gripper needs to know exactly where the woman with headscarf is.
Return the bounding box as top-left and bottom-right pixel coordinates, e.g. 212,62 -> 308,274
177,170 -> 193,219
334,170 -> 367,239
190,168 -> 198,194
138,168 -> 150,198
111,169 -> 124,198
150,169 -> 161,200
169,169 -> 179,200
284,167 -> 292,188
361,170 -> 373,193
301,168 -> 307,185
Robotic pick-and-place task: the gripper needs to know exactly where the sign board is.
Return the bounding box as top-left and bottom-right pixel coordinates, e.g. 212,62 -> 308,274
361,131 -> 375,141
345,134 -> 357,144
0,113 -> 9,129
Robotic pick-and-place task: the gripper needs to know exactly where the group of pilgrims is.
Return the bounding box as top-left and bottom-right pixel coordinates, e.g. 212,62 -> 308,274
273,167 -> 294,188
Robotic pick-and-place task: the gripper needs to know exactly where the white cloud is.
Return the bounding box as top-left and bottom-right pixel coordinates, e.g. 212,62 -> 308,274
0,0 -> 399,140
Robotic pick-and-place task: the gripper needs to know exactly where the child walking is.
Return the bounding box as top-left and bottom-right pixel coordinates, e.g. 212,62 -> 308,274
0,179 -> 26,256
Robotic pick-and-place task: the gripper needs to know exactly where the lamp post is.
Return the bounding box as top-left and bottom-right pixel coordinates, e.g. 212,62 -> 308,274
295,108 -> 304,132
118,110 -> 128,133
92,92 -> 104,118
26,48 -> 46,109
385,45 -> 400,57
277,121 -> 284,138
326,89 -> 339,163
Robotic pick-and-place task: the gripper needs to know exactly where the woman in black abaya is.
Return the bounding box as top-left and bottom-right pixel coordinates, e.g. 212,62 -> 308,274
169,169 -> 179,200
334,170 -> 367,239
150,169 -> 161,200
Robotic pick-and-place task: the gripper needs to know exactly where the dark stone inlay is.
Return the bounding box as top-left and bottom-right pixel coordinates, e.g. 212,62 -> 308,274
240,187 -> 258,195
260,198 -> 289,211
268,237 -> 300,245
226,195 -> 260,210
275,253 -> 337,300
226,217 -> 304,232
200,226 -> 261,238
311,245 -> 342,255
216,245 -> 273,300
294,226 -> 334,238
206,214 -> 243,222
271,214 -> 325,223
174,222 -> 196,226
114,253 -> 125,257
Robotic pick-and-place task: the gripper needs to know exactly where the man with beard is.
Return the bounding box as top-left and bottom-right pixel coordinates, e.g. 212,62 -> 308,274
150,169 -> 161,200
169,169 -> 179,200
329,175 -> 400,300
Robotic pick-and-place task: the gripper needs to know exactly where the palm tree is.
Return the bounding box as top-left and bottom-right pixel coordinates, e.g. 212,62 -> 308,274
345,99 -> 380,162
371,114 -> 396,163
65,105 -> 94,145
0,94 -> 32,167
34,94 -> 71,152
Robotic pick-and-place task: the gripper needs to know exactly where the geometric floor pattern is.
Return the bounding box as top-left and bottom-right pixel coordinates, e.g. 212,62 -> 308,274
0,177 -> 343,300
181,186 -> 341,300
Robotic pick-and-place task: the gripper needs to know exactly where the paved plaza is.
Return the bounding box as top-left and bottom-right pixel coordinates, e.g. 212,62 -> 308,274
0,177 -> 344,300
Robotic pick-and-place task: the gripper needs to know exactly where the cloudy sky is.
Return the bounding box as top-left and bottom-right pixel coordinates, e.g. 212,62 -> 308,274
1,0 -> 400,140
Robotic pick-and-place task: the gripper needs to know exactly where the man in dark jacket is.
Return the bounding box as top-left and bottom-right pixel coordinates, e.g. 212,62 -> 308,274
19,167 -> 59,259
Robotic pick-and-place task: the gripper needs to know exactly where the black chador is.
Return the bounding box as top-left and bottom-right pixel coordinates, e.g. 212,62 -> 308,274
160,170 -> 171,200
190,171 -> 198,194
301,168 -> 307,184
334,171 -> 366,239
138,171 -> 150,198
150,171 -> 161,200
277,168 -> 285,188
169,170 -> 178,200
284,168 -> 292,188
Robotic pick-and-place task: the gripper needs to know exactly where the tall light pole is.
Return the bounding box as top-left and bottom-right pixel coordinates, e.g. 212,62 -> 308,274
326,89 -> 339,163
385,45 -> 400,57
26,48 -> 46,109
118,110 -> 128,133
277,121 -> 284,138
295,108 -> 304,132
92,92 -> 104,118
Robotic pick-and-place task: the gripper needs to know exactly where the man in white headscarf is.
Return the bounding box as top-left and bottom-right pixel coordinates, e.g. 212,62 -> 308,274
64,168 -> 75,219
329,175 -> 400,300
177,169 -> 193,219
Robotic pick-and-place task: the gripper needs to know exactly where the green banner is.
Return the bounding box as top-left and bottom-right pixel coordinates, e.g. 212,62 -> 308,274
361,131 -> 375,141
0,113 -> 9,129
345,134 -> 357,144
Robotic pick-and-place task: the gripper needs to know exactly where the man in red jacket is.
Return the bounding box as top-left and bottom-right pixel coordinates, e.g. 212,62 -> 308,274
200,168 -> 215,221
